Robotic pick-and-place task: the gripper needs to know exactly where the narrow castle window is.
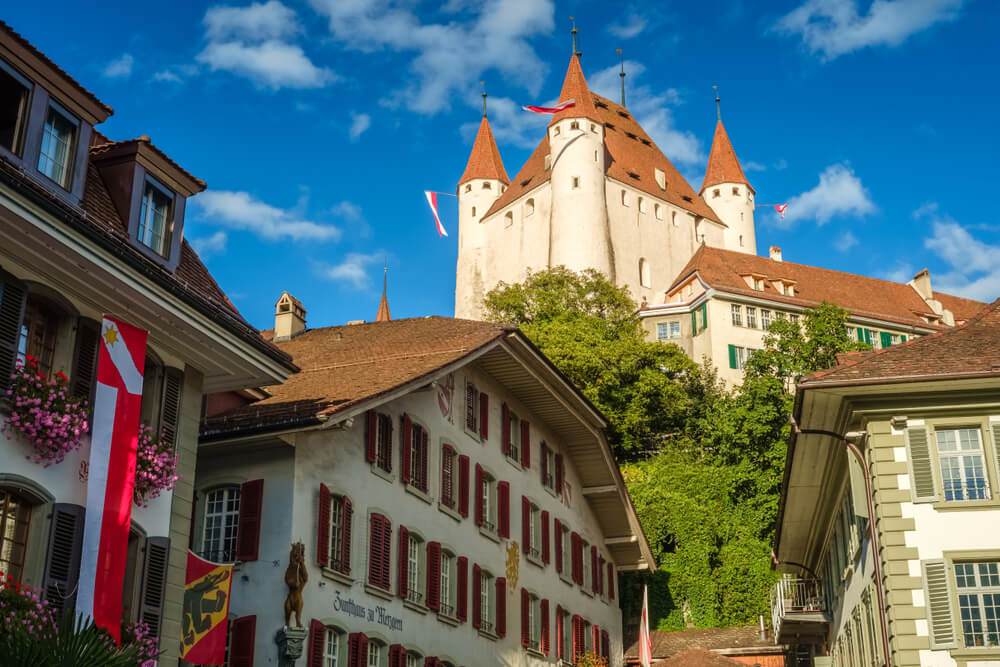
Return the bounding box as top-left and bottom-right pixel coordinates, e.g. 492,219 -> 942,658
483,182 -> 491,190
572,177 -> 579,189
590,124 -> 597,133
544,154 -> 551,170
504,211 -> 513,227
639,258 -> 651,288
713,189 -> 720,198
732,187 -> 740,196
570,121 -> 579,130
671,211 -> 678,227
525,199 -> 535,216
740,212 -> 744,221
621,190 -> 629,207
472,206 -> 476,216
465,184 -> 472,193
654,204 -> 662,220
553,126 -> 561,137
638,197 -> 647,213
594,150 -> 598,163
739,235 -> 744,247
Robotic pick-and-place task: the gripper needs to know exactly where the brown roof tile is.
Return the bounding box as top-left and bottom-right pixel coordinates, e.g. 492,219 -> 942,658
459,116 -> 510,185
90,137 -> 207,192
701,121 -> 751,193
550,54 -> 602,125
665,245 -> 986,330
934,291 -> 984,322
653,649 -> 745,667
202,317 -> 514,435
626,625 -> 777,659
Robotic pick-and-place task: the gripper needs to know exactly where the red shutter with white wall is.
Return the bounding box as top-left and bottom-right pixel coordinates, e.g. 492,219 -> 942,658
426,541 -> 442,611
608,562 -> 615,600
458,455 -> 470,518
522,496 -> 530,553
498,481 -> 510,538
229,616 -> 256,667
501,403 -> 510,456
541,511 -> 550,564
479,392 -> 489,439
555,454 -> 564,494
457,556 -> 468,622
236,479 -> 264,561
541,599 -> 550,654
397,525 -> 409,599
521,587 -> 530,647
308,619 -> 324,667
472,564 -> 482,628
341,497 -> 353,575
496,577 -> 507,638
317,484 -> 331,567
521,420 -> 531,468
365,410 -> 377,463
591,546 -> 598,593
401,414 -> 412,484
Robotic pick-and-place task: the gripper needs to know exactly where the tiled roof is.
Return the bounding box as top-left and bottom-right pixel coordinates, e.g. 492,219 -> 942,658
801,297 -> 1000,386
90,137 -> 207,192
0,19 -> 112,116
663,245 -> 986,330
625,625 -> 777,659
653,649 -> 745,667
482,83 -> 721,224
550,54 -> 602,125
458,116 -> 510,185
202,317 -> 514,435
934,291 -> 984,322
701,121 -> 751,193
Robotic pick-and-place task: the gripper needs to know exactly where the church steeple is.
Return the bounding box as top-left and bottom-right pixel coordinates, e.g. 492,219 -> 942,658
375,264 -> 391,322
700,119 -> 752,194
458,115 -> 509,186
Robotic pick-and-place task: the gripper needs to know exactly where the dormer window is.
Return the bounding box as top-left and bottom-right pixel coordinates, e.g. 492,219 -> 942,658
38,103 -> 78,189
138,178 -> 173,256
0,63 -> 30,157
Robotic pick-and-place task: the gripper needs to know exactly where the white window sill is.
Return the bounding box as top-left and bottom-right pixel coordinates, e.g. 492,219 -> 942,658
403,598 -> 428,615
478,628 -> 498,642
558,571 -> 574,586
365,583 -> 394,601
480,526 -> 501,543
543,484 -> 558,499
505,455 -> 523,472
463,425 -> 482,443
526,552 -> 544,569
525,646 -> 545,658
438,502 -> 462,522
370,463 -> 393,483
581,587 -> 594,598
437,611 -> 461,627
405,482 -> 433,505
321,566 -> 353,587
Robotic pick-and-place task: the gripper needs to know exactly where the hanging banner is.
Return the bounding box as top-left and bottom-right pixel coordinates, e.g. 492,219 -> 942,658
180,551 -> 234,665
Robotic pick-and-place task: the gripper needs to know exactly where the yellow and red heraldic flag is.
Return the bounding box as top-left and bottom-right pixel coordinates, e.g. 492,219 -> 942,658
180,551 -> 234,665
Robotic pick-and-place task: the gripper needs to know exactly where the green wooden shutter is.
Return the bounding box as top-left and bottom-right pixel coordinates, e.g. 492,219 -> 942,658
690,311 -> 697,335
922,559 -> 957,649
879,332 -> 892,348
906,426 -> 938,502
701,303 -> 708,329
728,345 -> 738,369
901,335 -> 907,342
856,327 -> 864,342
847,452 -> 869,518
863,328 -> 872,345
0,269 -> 27,395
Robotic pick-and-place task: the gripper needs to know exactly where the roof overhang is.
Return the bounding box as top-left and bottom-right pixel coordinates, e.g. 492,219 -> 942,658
90,140 -> 205,196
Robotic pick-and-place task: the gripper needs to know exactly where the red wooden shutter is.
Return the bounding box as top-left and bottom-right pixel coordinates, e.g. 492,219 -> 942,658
365,410 -> 377,462
591,546 -> 598,592
389,644 -> 403,667
317,484 -> 331,567
236,479 -> 264,561
498,482 -> 510,538
593,624 -> 600,655
397,525 -> 409,599
572,615 -> 582,662
426,541 -> 442,611
441,445 -> 454,506
458,455 -> 470,518
541,442 -> 548,486
556,606 -> 563,659
554,519 -> 562,572
608,562 -> 615,599
555,454 -> 564,494
474,464 -> 484,526
381,519 -> 392,588
401,414 -> 412,484
521,496 -> 530,554
520,587 -> 530,647
601,630 -> 610,658
229,615 -> 256,667
308,619 -> 324,667
341,497 -> 353,575
541,511 -> 550,564
419,427 -> 429,491
349,633 -> 365,667
456,556 -> 468,622
472,564 -> 482,628
368,514 -> 380,586
541,599 -> 550,654
521,420 -> 531,468
496,577 -> 507,638
479,392 -> 489,439
598,556 -> 605,595
501,403 -> 510,455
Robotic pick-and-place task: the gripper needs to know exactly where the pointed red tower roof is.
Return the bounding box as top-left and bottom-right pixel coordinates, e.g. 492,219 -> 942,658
701,121 -> 752,194
458,116 -> 510,186
550,54 -> 601,125
375,267 -> 391,322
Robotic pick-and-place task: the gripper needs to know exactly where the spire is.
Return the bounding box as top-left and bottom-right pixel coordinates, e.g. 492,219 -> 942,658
700,119 -> 751,194
458,114 -> 510,185
375,262 -> 391,322
713,85 -> 721,122
481,81 -> 487,117
550,52 -> 600,125
618,49 -> 626,108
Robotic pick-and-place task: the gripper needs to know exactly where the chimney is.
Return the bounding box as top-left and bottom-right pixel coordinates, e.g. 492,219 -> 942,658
908,268 -> 933,300
769,246 -> 782,262
274,291 -> 306,341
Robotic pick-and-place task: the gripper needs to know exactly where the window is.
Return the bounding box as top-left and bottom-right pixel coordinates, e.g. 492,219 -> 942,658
936,428 -> 990,501
639,258 -> 651,288
507,411 -> 521,463
482,182 -> 491,190
406,531 -> 423,604
201,486 -> 240,562
471,206 -> 476,216
582,539 -> 591,591
525,199 -> 535,216
728,345 -> 750,370
746,307 -> 757,329
504,211 -> 513,227
440,550 -> 455,617
37,104 -> 77,188
0,63 -> 30,157
321,490 -> 352,575
406,653 -> 420,667
17,296 -> 61,375
621,190 -> 629,207
137,178 -> 173,256
368,513 -> 392,590
542,443 -> 555,490
654,203 -> 662,220
753,277 -> 764,291
955,561 -> 1000,648
570,121 -> 579,130
712,188 -> 720,198
790,314 -> 800,325
671,211 -> 678,227
891,333 -> 901,345
739,234 -> 744,247
367,641 -> 381,667
480,570 -> 495,632
557,608 -> 570,660
403,419 -> 429,493
0,488 -> 32,581
476,467 -> 498,533
465,382 -> 480,434
638,197 -> 647,213
553,126 -> 561,137
731,304 -> 742,327
656,321 -> 682,340
761,310 -> 772,329
440,445 -> 456,509
558,522 -> 570,576
323,626 -> 343,666
524,498 -> 541,560
464,184 -> 471,193
732,186 -> 740,196
525,591 -> 541,650
571,176 -> 579,189
594,150 -> 598,162
374,413 -> 392,473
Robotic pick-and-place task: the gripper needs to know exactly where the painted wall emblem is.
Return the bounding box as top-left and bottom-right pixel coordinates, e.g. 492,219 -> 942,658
437,372 -> 455,423
505,541 -> 520,591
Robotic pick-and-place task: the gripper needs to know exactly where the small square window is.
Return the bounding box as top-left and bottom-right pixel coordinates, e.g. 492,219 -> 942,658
38,104 -> 78,188
713,189 -> 720,198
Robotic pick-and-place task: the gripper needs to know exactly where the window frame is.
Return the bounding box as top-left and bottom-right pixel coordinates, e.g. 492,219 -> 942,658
439,549 -> 456,618
918,419 -> 1000,507
464,381 -> 480,437
731,304 -> 742,327
37,100 -> 79,190
200,485 -> 241,563
0,59 -> 33,159
746,306 -> 757,329
953,559 -> 1000,650
480,569 -> 495,633
440,443 -> 457,509
323,625 -> 345,666
137,176 -> 174,257
507,411 -> 521,465
936,427 -> 991,502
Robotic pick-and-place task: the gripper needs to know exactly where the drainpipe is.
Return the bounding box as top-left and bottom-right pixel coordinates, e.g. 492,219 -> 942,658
789,416 -> 892,666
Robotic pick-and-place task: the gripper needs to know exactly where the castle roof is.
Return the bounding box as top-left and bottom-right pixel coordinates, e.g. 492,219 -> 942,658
550,54 -> 602,125
482,83 -> 722,224
458,115 -> 510,185
700,121 -> 751,193
664,245 -> 985,330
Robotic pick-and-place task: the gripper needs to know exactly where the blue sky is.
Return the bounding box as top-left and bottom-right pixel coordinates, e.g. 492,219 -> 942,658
7,0 -> 999,329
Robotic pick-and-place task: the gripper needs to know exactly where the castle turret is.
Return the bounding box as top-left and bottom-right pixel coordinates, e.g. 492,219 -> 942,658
455,102 -> 509,320
700,117 -> 756,255
547,53 -> 614,280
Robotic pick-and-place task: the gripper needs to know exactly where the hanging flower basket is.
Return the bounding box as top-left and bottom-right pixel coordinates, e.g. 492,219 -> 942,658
133,424 -> 179,507
3,356 -> 88,467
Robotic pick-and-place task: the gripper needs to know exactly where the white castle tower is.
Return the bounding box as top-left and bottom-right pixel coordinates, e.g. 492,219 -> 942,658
698,101 -> 756,255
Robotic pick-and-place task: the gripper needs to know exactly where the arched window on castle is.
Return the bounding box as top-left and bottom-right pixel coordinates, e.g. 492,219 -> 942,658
639,258 -> 651,288
504,211 -> 513,227
638,197 -> 647,214
654,204 -> 662,220
465,184 -> 471,193
524,199 -> 535,217
471,206 -> 476,216
621,190 -> 629,207
482,182 -> 491,190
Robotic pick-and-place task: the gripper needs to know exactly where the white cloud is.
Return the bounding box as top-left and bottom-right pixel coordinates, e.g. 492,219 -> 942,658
774,0 -> 964,60
331,201 -> 363,221
204,0 -> 300,41
308,0 -> 554,115
197,40 -> 335,89
774,158 -> 789,170
193,190 -> 342,241
153,70 -> 183,83
460,95 -> 549,149
743,161 -> 767,172
881,262 -> 915,283
779,163 -> 875,226
190,230 -> 228,257
588,60 -> 704,167
320,252 -> 382,288
910,204 -> 1000,302
834,230 -> 858,251
349,112 -> 372,141
608,14 -> 648,39
103,53 -> 134,79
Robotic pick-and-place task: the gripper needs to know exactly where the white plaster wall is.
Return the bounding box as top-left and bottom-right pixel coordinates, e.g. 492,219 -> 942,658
701,184 -> 756,255
455,178 -> 502,320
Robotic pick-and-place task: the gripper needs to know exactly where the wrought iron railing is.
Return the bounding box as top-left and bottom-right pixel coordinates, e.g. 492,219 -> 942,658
770,576 -> 825,638
406,589 -> 424,605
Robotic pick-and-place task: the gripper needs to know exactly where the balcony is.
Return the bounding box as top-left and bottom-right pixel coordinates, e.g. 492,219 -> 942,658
770,576 -> 829,644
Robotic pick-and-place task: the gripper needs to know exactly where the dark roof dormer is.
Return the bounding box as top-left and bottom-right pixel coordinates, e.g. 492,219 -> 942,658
90,136 -> 206,271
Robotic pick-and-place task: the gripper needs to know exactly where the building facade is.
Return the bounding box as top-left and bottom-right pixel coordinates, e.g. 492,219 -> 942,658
0,19 -> 295,665
638,245 -> 985,386
198,306 -> 654,666
771,298 -> 1000,666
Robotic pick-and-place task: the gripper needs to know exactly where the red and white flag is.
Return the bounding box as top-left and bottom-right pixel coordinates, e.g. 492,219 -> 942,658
774,204 -> 788,219
638,585 -> 653,666
522,99 -> 575,114
77,316 -> 147,643
424,191 -> 448,237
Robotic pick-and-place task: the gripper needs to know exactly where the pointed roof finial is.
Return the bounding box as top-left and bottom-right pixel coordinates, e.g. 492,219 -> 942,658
481,81 -> 487,118
571,17 -> 580,57
376,259 -> 391,322
617,49 -> 626,107
713,85 -> 721,122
